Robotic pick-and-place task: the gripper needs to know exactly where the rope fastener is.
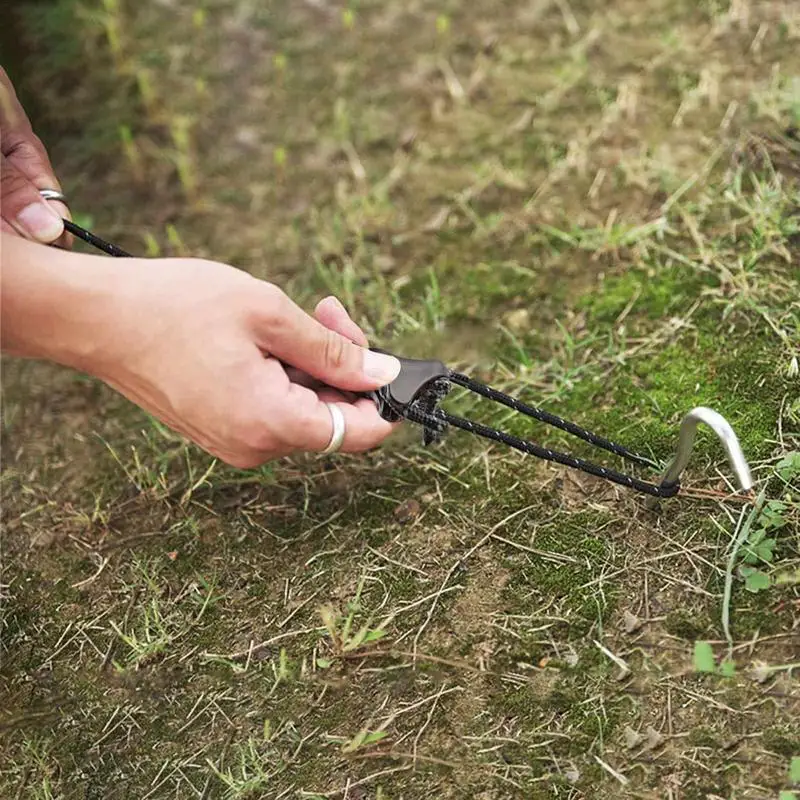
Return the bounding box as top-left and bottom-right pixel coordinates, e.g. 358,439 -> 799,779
368,349 -> 754,502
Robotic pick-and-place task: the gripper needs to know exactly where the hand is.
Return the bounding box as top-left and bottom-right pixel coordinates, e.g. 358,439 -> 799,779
1,66 -> 71,245
2,245 -> 401,468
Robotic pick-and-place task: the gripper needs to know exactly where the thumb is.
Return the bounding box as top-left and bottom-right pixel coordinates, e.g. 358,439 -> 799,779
0,153 -> 64,243
254,285 -> 401,392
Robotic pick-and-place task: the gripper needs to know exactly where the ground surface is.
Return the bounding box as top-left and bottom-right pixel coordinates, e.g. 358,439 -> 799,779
1,1 -> 799,798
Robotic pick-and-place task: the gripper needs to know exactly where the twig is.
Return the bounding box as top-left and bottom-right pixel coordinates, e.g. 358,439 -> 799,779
322,765 -> 412,797
593,755 -> 629,785
201,626 -> 325,662
102,587 -> 141,669
490,533 -> 580,564
674,487 -> 755,505
367,546 -> 428,576
71,555 -> 110,589
594,639 -> 631,679
278,590 -> 321,629
412,685 -> 449,762
377,686 -> 461,734
554,0 -> 580,36
340,648 -> 493,675
347,749 -> 462,769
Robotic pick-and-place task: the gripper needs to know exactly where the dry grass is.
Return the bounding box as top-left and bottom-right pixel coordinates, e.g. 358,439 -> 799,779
2,0 -> 799,798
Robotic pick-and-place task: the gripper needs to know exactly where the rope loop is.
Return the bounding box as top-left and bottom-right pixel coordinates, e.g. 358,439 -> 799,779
394,374 -> 679,499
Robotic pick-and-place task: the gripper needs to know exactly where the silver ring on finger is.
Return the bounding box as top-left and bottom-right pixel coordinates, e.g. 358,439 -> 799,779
39,188 -> 68,205
320,403 -> 346,455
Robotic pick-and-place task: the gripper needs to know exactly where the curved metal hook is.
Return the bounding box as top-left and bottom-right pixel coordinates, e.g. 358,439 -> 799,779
658,407 -> 753,494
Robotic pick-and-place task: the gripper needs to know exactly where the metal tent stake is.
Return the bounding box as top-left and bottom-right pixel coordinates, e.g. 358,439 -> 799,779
647,406 -> 754,505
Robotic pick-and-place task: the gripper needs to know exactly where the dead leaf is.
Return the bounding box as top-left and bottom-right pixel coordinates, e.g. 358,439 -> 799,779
422,206 -> 451,232
393,498 -> 421,524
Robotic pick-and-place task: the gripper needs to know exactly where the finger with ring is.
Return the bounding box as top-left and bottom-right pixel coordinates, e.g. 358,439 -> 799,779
39,188 -> 68,205
321,402 -> 346,454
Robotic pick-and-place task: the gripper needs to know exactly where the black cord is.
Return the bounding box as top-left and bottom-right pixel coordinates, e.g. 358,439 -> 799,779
383,375 -> 678,498
450,372 -> 659,469
63,219 -> 132,257
402,401 -> 679,498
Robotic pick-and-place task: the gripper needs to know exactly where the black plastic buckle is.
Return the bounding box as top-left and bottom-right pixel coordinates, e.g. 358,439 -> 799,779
367,348 -> 451,422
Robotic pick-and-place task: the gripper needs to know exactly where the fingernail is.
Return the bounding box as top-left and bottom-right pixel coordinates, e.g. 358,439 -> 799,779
16,202 -> 64,242
362,350 -> 401,384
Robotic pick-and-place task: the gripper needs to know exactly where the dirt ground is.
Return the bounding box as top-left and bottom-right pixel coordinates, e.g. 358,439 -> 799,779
1,1 -> 799,798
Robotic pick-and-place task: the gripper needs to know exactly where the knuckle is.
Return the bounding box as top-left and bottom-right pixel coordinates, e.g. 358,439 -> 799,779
1,163 -> 33,200
254,281 -> 285,325
242,424 -> 274,453
230,410 -> 273,452
270,400 -> 313,447
322,331 -> 348,370
259,280 -> 281,300
225,452 -> 263,470
266,391 -> 323,450
9,139 -> 44,165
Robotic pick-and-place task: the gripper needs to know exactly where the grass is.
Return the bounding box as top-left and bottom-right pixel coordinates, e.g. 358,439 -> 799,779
2,0 -> 799,797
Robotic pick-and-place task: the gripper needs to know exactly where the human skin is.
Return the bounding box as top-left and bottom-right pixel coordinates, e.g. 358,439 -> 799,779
1,66 -> 71,246
1,235 -> 402,467
1,66 -> 402,467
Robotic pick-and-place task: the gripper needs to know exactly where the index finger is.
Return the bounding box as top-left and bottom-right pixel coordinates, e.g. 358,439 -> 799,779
1,68 -> 72,246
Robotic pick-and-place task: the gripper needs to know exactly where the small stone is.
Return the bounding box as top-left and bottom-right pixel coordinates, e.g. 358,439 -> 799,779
564,765 -> 580,783
393,498 -> 421,524
751,661 -> 772,684
374,254 -> 396,273
624,726 -> 643,749
233,126 -> 259,150
502,308 -> 531,334
398,128 -> 417,151
622,610 -> 644,634
642,726 -> 665,751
